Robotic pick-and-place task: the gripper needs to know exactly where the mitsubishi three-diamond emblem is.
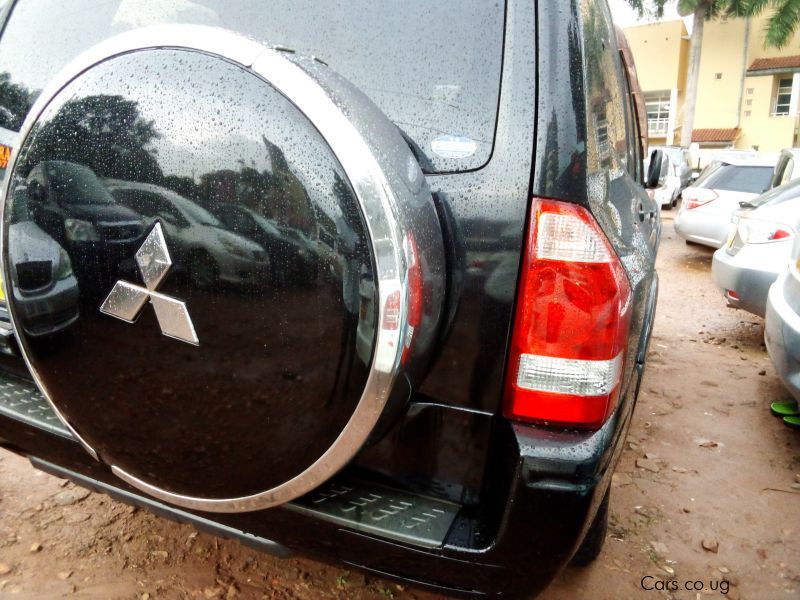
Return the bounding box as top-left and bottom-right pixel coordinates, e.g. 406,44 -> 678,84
100,223 -> 199,345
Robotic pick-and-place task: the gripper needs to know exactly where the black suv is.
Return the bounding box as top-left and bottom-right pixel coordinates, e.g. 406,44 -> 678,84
0,1 -> 659,597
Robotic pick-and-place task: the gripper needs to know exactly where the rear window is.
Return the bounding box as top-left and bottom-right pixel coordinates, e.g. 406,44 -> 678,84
45,161 -> 115,205
0,0 -> 505,174
694,163 -> 774,195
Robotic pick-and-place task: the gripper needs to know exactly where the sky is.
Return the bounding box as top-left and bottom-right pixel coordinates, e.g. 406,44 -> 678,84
608,0 -> 693,31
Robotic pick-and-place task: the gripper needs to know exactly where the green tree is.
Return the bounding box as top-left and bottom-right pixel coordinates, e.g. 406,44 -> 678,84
22,94 -> 162,183
628,0 -> 800,147
0,72 -> 33,132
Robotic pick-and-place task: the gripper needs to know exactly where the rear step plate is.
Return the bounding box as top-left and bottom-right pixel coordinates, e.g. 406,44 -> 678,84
290,480 -> 459,548
0,370 -> 459,548
0,372 -> 70,437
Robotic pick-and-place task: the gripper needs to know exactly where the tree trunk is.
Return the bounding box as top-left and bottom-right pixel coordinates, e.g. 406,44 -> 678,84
680,1 -> 707,147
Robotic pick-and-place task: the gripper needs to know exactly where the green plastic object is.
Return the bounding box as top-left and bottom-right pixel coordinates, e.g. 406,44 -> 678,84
770,401 -> 799,417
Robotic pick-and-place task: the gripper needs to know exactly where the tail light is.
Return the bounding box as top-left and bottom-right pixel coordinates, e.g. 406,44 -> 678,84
682,188 -> 718,210
503,198 -> 632,429
738,217 -> 795,244
401,233 -> 423,364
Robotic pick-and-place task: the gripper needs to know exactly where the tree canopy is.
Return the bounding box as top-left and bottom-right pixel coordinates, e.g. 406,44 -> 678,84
629,0 -> 800,48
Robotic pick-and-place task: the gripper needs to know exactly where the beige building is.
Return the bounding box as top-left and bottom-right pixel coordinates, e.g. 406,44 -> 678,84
624,19 -> 689,146
625,15 -> 800,157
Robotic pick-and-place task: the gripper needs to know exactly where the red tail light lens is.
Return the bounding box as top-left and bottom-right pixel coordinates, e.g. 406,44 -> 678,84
682,188 -> 718,210
503,198 -> 632,429
401,233 -> 423,364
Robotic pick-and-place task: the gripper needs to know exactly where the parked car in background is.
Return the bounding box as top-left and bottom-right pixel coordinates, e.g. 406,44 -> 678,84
5,186 -> 79,337
210,203 -> 318,284
712,178 -> 800,317
649,145 -> 692,209
675,155 -> 781,247
22,161 -> 144,291
765,236 -> 800,424
106,180 -> 270,289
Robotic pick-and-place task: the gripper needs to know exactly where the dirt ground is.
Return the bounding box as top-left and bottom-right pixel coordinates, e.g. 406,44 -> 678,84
0,213 -> 799,599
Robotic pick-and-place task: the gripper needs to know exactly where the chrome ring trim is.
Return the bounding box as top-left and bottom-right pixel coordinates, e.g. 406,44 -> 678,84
1,25 -> 408,512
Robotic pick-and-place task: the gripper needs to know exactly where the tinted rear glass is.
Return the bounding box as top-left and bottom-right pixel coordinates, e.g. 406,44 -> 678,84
695,164 -> 774,195
45,161 -> 114,205
0,0 -> 505,173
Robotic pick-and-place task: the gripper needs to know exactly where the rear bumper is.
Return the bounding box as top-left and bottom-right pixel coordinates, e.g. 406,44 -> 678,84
765,271 -> 800,402
12,277 -> 80,337
712,244 -> 785,318
674,209 -> 728,248
0,370 -> 642,597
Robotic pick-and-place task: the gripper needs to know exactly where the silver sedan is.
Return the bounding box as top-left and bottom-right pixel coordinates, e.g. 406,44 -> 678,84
712,179 -> 800,317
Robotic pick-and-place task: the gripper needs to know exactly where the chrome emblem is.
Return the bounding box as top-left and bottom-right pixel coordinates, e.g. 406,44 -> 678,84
100,223 -> 199,345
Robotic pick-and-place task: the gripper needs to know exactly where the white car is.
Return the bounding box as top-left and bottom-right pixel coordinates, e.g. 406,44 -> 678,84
675,156 -> 779,248
106,180 -> 269,289
5,188 -> 79,337
648,146 -> 692,209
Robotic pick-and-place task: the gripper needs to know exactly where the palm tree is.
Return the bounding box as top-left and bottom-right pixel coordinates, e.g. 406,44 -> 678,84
730,0 -> 800,47
627,0 -> 800,147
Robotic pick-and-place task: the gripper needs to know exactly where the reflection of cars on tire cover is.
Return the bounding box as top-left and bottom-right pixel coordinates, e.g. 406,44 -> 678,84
106,180 -> 269,288
6,189 -> 79,337
25,161 -> 144,268
211,203 -> 317,284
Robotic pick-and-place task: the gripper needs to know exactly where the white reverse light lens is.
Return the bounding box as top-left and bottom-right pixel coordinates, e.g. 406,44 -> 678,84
535,212 -> 611,263
516,353 -> 622,396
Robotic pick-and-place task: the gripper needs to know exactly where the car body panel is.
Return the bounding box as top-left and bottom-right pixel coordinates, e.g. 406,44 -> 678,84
766,268 -> 800,401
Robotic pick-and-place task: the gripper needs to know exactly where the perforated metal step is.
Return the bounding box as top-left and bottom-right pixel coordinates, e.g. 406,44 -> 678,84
290,479 -> 459,548
0,371 -> 70,437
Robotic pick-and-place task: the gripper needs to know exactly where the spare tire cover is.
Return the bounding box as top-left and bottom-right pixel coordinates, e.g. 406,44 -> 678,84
1,27 -> 444,512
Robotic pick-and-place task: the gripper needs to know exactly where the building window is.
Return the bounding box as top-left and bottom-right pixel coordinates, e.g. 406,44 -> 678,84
645,91 -> 670,137
774,77 -> 793,116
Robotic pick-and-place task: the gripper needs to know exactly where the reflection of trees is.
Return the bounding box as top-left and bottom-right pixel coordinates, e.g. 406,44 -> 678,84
0,72 -> 33,132
22,95 -> 162,183
9,87 -> 343,248
162,174 -> 199,200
